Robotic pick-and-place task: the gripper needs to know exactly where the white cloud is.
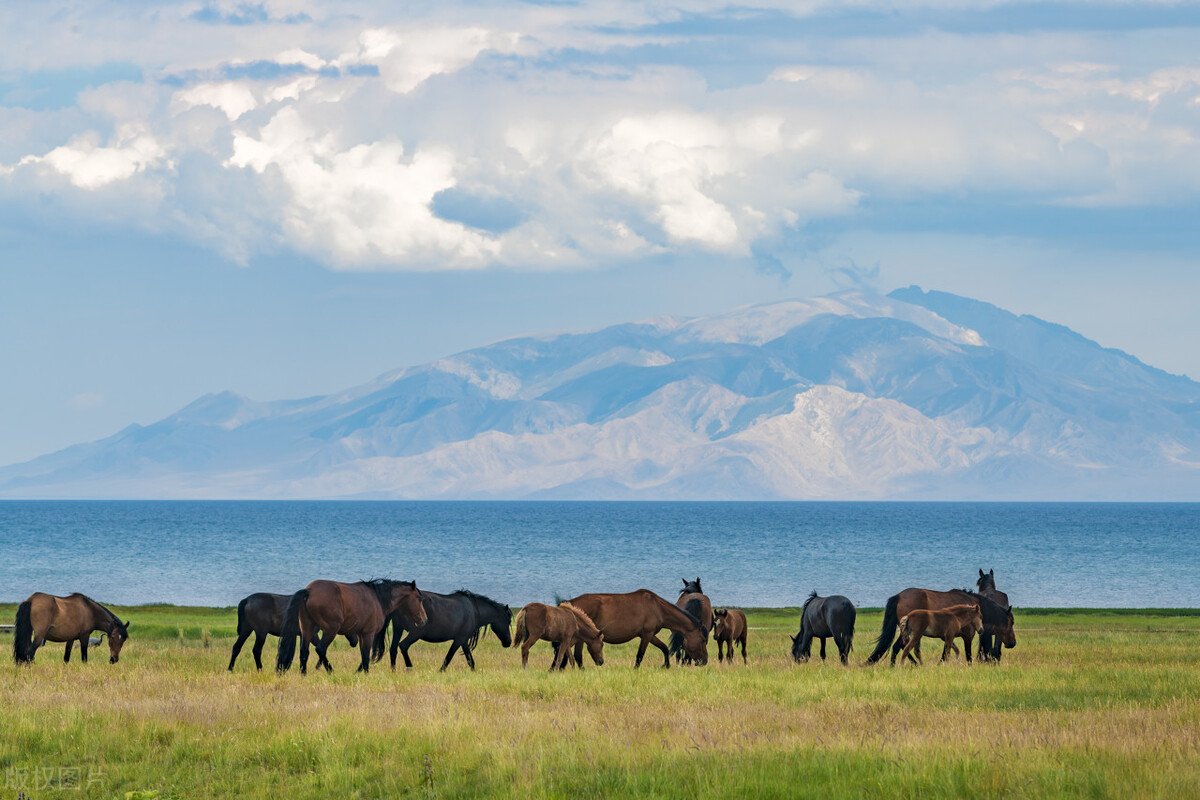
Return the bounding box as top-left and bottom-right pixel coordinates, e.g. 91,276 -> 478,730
173,82 -> 259,120
339,26 -> 520,94
18,126 -> 166,190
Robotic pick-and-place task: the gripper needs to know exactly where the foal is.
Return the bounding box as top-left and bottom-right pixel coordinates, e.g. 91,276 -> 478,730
712,608 -> 748,664
513,602 -> 604,670
897,604 -> 982,665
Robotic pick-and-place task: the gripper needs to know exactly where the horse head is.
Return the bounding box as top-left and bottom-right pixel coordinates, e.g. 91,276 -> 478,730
681,624 -> 708,665
977,569 -> 996,593
790,632 -> 808,662
491,606 -> 514,649
108,619 -> 131,664
680,577 -> 703,596
393,581 -> 429,628
1000,606 -> 1017,648
585,632 -> 605,666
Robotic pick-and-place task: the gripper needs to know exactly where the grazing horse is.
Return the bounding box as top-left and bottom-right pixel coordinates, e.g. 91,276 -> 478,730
387,590 -> 512,671
564,590 -> 708,668
790,592 -> 856,664
228,592 -> 362,671
12,592 -> 130,665
514,602 -> 604,669
865,588 -> 1015,666
897,604 -> 983,665
713,608 -> 748,664
976,569 -> 1014,661
275,579 -> 426,674
670,582 -> 713,665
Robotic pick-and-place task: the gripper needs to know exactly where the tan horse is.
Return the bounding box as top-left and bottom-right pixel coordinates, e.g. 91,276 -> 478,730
713,608 -> 748,664
12,592 -> 131,665
276,579 -> 427,674
897,604 -> 982,665
565,590 -> 708,668
513,602 -> 604,669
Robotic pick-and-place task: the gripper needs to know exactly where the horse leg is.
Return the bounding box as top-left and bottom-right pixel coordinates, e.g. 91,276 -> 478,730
899,636 -> 918,666
890,635 -> 904,666
356,636 -> 372,673
819,637 -> 827,661
740,634 -> 748,664
63,640 -> 74,663
977,631 -> 992,662
80,637 -> 89,663
251,632 -> 267,671
634,637 -> 651,668
398,632 -> 420,669
463,641 -> 477,671
940,638 -> 954,662
836,634 -> 849,665
521,640 -> 533,668
314,629 -> 338,673
228,629 -> 250,671
963,633 -> 974,664
439,642 -> 461,672
648,634 -> 672,668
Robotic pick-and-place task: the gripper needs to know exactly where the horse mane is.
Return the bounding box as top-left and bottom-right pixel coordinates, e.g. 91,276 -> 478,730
560,602 -> 600,638
361,578 -> 415,611
69,593 -> 124,633
801,590 -> 820,615
454,589 -> 513,624
959,590 -> 1011,621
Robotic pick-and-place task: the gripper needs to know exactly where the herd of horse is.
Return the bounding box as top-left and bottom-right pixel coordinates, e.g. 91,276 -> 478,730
9,569 -> 1016,672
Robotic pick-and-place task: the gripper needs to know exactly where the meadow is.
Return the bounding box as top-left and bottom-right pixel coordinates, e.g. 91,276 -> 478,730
2,604 -> 1198,799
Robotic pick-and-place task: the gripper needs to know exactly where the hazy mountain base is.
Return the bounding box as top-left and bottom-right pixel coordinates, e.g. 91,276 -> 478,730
3,288 -> 1199,499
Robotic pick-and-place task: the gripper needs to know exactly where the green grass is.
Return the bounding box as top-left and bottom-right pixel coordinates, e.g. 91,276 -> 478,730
2,604 -> 1198,799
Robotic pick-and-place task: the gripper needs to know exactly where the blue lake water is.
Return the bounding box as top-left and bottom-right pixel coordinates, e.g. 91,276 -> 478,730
0,501 -> 1196,608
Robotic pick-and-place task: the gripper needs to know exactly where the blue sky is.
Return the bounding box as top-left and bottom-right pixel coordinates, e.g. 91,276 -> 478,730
2,0 -> 1199,466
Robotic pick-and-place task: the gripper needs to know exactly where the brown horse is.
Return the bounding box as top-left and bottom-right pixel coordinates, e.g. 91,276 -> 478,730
865,588 -> 1015,666
564,590 -> 708,668
713,608 -> 748,664
513,602 -> 604,669
275,579 -> 427,674
897,604 -> 983,665
12,592 -> 130,665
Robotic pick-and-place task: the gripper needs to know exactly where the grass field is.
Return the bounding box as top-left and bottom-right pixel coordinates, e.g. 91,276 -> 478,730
2,603 -> 1198,799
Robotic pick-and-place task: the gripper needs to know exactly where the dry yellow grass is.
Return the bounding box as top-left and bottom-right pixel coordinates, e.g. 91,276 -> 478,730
2,607 -> 1198,798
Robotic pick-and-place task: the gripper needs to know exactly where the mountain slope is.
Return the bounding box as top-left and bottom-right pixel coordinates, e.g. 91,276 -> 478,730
3,289 -> 1198,499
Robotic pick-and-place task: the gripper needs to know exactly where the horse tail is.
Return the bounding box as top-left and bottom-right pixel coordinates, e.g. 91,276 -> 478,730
275,589 -> 308,673
668,629 -> 684,658
12,600 -> 33,664
865,594 -> 900,665
371,616 -> 390,663
513,608 -> 528,646
235,597 -> 251,637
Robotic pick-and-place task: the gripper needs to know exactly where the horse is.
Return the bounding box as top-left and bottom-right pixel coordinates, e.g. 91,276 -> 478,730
712,608 -> 748,664
513,602 -> 604,669
563,590 -> 708,668
790,592 -> 856,665
387,589 -> 512,671
12,592 -> 131,665
670,582 -> 713,665
865,588 -> 1015,666
275,579 -> 426,674
896,604 -> 983,665
227,592 -> 362,671
976,569 -> 1014,661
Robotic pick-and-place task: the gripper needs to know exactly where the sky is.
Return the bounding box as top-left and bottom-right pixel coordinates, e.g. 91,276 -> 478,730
2,0 -> 1199,466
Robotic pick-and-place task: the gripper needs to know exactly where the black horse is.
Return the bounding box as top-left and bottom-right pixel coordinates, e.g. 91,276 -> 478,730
791,592 -> 856,664
386,589 -> 513,671
976,569 -> 1013,662
228,592 -> 360,671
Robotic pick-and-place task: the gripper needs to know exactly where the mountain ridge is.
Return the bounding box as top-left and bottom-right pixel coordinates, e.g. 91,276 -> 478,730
4,288 -> 1198,500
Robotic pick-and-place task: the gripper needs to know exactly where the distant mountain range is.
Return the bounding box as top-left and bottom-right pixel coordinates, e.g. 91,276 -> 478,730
4,287 -> 1198,499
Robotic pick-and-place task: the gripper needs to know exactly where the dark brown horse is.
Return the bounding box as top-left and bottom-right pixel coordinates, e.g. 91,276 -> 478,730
514,602 -> 604,669
564,590 -> 708,668
670,579 -> 713,665
897,604 -> 983,665
13,592 -> 130,665
865,588 -> 1014,666
227,592 -> 361,671
275,579 -> 427,674
713,608 -> 748,664
976,569 -> 1014,661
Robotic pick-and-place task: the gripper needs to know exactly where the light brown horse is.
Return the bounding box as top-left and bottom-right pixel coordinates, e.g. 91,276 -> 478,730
12,592 -> 130,665
276,579 -> 427,674
713,608 -> 748,664
897,604 -> 983,665
564,590 -> 708,668
513,602 -> 604,669
865,587 -> 1015,666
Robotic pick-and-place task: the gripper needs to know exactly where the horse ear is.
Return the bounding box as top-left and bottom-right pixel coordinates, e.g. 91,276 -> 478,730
989,569 -> 994,577
682,578 -> 688,585
124,621 -> 131,630
979,569 -> 985,578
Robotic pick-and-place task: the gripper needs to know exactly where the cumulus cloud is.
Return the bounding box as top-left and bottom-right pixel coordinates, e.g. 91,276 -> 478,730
1,1 -> 1199,271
